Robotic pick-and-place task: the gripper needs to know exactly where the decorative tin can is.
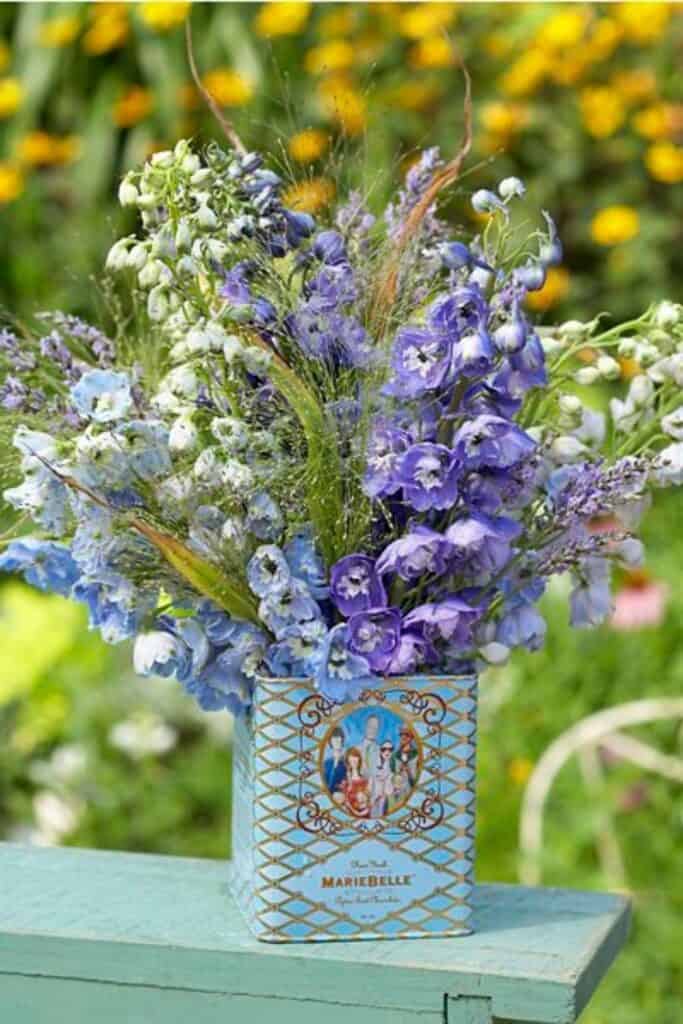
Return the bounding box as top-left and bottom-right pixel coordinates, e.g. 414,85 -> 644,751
230,673 -> 477,942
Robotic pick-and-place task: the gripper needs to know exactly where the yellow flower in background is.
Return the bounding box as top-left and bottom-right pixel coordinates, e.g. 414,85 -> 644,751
580,86 -> 625,138
82,8 -> 128,55
397,3 -> 457,40
591,205 -> 640,246
614,2 -> 671,43
388,80 -> 443,113
39,14 -> 81,47
526,267 -> 570,312
480,101 -> 530,137
0,162 -> 23,204
318,76 -> 366,136
584,17 -> 624,61
137,3 -> 191,31
550,56 -> 591,88
113,86 -> 154,127
317,8 -> 355,37
305,40 -> 354,75
632,103 -> 677,140
610,68 -> 657,104
645,142 -> 683,183
17,132 -> 81,167
254,2 -> 310,39
281,176 -> 335,213
535,7 -> 588,50
0,77 -> 22,119
202,68 -> 253,108
288,128 -> 329,163
409,35 -> 455,70
508,757 -> 534,786
500,49 -> 550,97
178,82 -> 200,112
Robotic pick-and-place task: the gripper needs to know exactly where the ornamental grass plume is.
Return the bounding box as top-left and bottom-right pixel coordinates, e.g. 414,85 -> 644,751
2,68 -> 683,717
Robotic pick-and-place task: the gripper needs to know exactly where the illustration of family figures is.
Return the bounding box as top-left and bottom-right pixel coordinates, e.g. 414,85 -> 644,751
323,713 -> 419,819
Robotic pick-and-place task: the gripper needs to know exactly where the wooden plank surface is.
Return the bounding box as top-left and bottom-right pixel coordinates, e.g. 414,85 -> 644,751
0,843 -> 630,1023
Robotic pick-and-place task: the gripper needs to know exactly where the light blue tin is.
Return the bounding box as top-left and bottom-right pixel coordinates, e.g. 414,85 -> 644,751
230,674 -> 477,943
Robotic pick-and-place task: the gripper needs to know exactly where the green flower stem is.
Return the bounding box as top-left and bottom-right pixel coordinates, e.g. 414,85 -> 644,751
244,333 -> 348,567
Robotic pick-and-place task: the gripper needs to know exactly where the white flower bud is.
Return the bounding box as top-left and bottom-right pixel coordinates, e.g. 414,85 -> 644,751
618,338 -> 637,358
165,365 -> 199,398
211,416 -> 249,451
559,394 -> 582,415
138,259 -> 163,288
539,334 -> 564,356
118,179 -> 139,207
186,327 -> 211,354
206,239 -> 228,261
221,516 -> 247,550
220,459 -> 254,491
150,149 -> 173,168
661,406 -> 683,440
574,367 -> 599,385
550,436 -> 587,462
193,448 -> 222,484
197,205 -> 218,230
629,375 -> 654,407
126,243 -> 149,270
175,220 -> 193,252
137,192 -> 159,210
147,286 -> 169,322
180,153 -> 200,175
634,342 -> 659,367
223,335 -> 244,364
169,414 -> 199,454
596,355 -> 621,381
190,168 -> 212,187
559,320 -> 587,342
654,301 -> 682,329
498,176 -> 526,199
176,255 -> 197,278
479,642 -> 511,666
105,237 -> 132,271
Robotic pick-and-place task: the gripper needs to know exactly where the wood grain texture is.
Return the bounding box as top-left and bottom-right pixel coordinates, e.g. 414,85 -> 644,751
0,843 -> 630,1023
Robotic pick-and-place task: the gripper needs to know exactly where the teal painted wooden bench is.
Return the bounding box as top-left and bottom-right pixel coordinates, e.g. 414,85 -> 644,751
0,843 -> 629,1023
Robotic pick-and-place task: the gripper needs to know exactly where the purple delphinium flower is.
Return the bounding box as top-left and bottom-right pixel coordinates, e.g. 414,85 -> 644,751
454,415 -> 536,471
429,285 -> 488,335
384,629 -> 433,675
446,514 -> 521,577
347,606 -> 401,671
404,597 -> 481,647
364,418 -> 411,498
390,326 -> 453,396
330,554 -> 386,616
376,525 -> 453,582
452,327 -> 495,378
399,443 -> 461,511
493,297 -> 528,354
311,623 -> 376,702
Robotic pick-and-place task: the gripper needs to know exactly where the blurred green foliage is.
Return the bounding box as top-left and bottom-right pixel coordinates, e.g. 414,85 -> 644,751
0,2 -> 682,1020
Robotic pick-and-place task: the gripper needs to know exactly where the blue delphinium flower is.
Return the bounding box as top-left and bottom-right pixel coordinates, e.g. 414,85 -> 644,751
284,526 -> 329,600
311,623 -> 376,702
454,415 -> 536,471
404,597 -> 481,648
259,578 -> 321,637
245,492 -> 283,541
71,369 -> 132,423
134,630 -> 193,679
399,443 -> 461,511
247,545 -> 291,598
330,554 -> 386,616
569,558 -> 612,628
0,538 -> 80,596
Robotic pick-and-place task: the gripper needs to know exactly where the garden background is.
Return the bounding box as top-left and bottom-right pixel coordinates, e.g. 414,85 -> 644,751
0,3 -> 681,1020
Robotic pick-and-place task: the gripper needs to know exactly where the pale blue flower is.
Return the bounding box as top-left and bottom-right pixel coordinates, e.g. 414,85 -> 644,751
71,370 -> 132,423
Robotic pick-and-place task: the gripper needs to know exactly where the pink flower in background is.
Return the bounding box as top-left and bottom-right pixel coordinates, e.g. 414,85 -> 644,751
610,570 -> 669,631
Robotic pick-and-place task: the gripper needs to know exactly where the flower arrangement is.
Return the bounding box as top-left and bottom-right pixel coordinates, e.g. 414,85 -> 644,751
2,125 -> 683,716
